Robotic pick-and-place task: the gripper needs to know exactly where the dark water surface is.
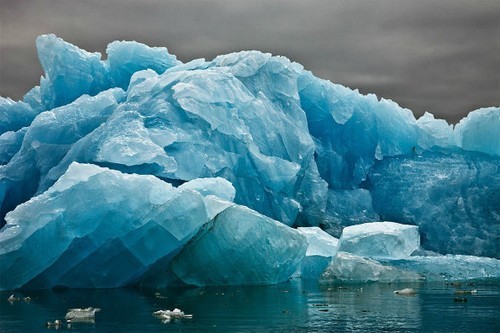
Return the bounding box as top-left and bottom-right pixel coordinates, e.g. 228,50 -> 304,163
1,280 -> 499,332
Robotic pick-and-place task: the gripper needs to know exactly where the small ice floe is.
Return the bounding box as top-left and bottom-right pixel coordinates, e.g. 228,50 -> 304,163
153,308 -> 193,323
454,289 -> 477,295
65,307 -> 101,322
7,294 -> 20,303
393,288 -> 417,296
45,319 -> 62,328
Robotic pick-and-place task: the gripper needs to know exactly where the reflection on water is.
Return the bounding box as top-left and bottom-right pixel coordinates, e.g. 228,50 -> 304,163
1,280 -> 498,332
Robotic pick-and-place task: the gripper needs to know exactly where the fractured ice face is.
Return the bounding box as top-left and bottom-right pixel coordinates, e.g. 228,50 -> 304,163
171,205 -> 308,286
337,222 -> 420,259
369,151 -> 500,257
0,163 -> 218,290
454,107 -> 500,157
296,227 -> 339,279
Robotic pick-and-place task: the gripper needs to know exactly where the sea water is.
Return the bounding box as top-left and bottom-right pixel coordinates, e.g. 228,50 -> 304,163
1,280 -> 498,332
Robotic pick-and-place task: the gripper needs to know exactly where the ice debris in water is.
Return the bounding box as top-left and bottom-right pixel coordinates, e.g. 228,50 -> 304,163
65,307 -> 101,322
153,308 -> 193,323
393,288 -> 416,296
0,35 -> 499,289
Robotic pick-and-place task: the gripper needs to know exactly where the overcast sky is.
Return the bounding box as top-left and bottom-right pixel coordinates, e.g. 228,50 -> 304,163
1,0 -> 499,123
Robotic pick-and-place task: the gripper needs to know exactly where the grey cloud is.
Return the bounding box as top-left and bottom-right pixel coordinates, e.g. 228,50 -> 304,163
1,0 -> 498,123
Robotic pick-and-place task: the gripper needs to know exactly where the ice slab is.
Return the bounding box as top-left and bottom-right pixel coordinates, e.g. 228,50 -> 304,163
338,222 -> 420,259
383,255 -> 500,282
320,252 -> 423,283
171,205 -> 308,286
322,252 -> 500,283
0,163 -> 217,290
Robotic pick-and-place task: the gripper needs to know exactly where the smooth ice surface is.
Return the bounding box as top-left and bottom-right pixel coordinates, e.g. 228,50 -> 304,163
338,222 -> 420,259
320,252 -> 423,283
296,227 -> 339,279
0,163 -> 217,290
171,205 -> 307,286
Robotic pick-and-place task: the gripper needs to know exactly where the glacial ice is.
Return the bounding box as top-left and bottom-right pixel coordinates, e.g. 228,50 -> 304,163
321,252 -> 500,283
320,252 -> 423,283
454,107 -> 500,156
0,163 -> 218,289
296,227 -> 339,279
337,222 -> 420,259
171,205 -> 307,286
368,150 -> 500,257
382,255 -> 500,282
0,35 -> 499,289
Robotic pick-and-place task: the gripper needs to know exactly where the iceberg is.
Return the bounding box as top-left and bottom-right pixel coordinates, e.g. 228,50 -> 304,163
0,35 -> 499,289
337,222 -> 420,259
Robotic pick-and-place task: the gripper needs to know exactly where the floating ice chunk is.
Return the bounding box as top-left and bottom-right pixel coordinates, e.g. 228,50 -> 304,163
338,222 -> 420,259
65,307 -> 101,322
296,227 -> 339,279
0,163 -> 213,290
153,308 -> 193,322
320,252 -> 422,283
171,205 -> 308,286
393,288 -> 416,295
454,107 -> 500,156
